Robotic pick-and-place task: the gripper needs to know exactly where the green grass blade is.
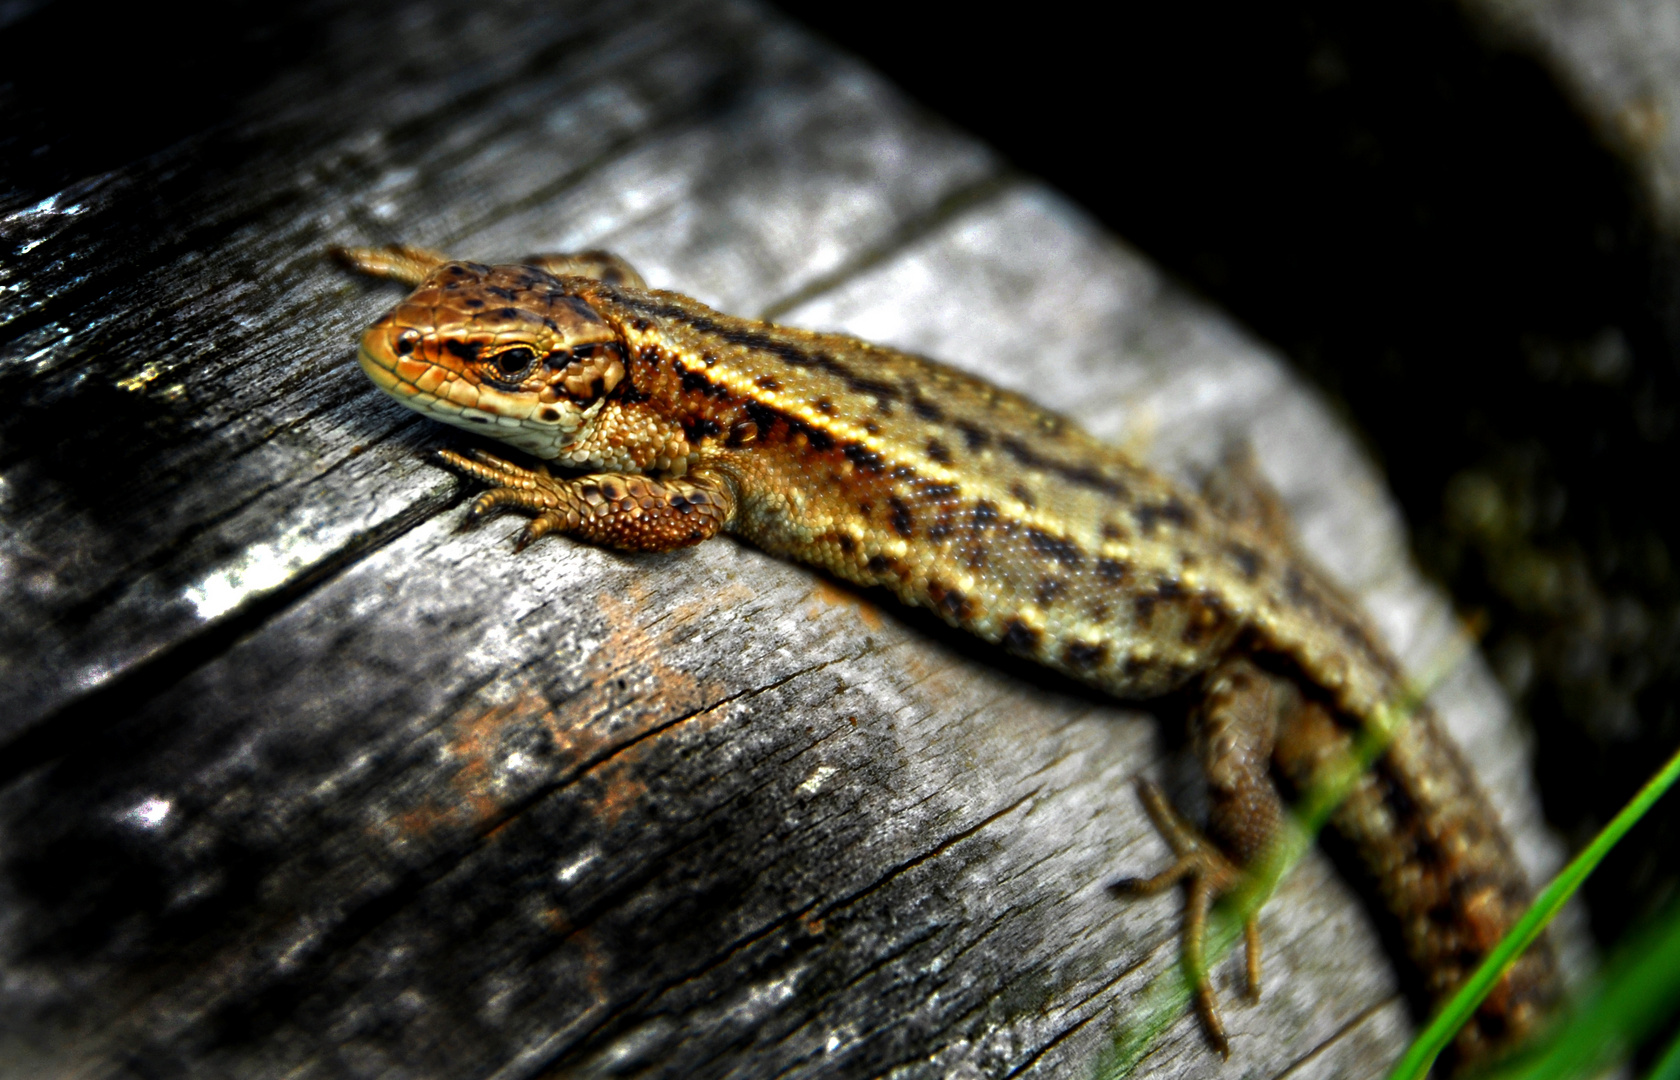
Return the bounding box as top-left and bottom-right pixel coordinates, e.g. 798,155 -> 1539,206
1647,1021 -> 1680,1080
1482,899 -> 1680,1080
1386,742 -> 1680,1080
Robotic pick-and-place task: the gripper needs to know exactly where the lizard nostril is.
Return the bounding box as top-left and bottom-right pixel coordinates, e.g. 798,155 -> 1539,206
394,328 -> 420,355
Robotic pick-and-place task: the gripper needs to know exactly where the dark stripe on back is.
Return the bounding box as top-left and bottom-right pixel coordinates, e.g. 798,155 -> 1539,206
613,293 -> 907,405
998,436 -> 1127,497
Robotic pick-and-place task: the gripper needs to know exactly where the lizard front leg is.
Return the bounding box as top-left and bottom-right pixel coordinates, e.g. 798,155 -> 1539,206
437,448 -> 736,552
1112,655 -> 1292,1057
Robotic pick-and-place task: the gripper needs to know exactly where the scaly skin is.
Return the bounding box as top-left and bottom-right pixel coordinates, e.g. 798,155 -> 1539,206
337,244 -> 1557,1070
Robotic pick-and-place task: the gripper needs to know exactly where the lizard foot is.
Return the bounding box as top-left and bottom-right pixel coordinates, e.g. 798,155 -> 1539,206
436,448 -> 566,549
434,448 -> 736,553
1110,778 -> 1262,1057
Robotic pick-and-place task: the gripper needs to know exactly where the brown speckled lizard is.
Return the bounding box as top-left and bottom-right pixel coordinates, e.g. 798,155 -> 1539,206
336,244 -> 1556,1071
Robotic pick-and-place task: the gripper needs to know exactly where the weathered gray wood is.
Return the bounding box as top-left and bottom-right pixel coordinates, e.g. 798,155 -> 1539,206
0,1 -> 1568,1077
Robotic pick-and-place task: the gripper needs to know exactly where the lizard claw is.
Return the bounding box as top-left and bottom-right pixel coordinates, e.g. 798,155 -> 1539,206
514,510 -> 566,552
1111,778 -> 1262,1058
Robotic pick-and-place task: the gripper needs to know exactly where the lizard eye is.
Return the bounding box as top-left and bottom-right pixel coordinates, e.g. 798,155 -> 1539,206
490,346 -> 538,379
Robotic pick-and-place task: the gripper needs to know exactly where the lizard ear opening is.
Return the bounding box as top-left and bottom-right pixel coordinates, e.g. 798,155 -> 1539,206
553,341 -> 628,402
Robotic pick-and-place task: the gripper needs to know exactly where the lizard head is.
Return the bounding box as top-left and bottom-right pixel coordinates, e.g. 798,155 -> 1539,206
356,261 -> 629,460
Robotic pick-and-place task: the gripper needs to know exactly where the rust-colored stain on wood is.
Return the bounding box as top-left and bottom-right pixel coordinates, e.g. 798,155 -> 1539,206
387,587 -> 737,843
806,578 -> 884,629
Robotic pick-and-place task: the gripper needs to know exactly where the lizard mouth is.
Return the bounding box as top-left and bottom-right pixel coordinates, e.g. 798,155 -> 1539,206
355,340 -> 600,459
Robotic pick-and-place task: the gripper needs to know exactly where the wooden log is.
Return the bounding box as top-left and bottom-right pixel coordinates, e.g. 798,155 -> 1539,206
0,1 -> 1570,1076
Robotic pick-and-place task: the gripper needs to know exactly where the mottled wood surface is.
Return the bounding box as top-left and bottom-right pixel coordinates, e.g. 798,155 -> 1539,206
0,2 -> 1569,1077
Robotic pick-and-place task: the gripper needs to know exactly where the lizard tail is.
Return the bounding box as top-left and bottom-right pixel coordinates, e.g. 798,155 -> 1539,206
1272,697 -> 1560,1073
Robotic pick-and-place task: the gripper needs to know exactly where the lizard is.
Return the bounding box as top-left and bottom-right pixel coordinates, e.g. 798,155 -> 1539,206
334,243 -> 1558,1072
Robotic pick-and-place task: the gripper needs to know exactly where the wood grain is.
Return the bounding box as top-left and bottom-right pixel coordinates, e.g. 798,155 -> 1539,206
0,1 -> 1566,1076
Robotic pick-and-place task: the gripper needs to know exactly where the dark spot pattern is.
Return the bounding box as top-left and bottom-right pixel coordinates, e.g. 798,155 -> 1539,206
843,443 -> 886,474
1025,527 -> 1084,567
1064,641 -> 1108,670
844,374 -> 900,410
926,438 -> 952,464
889,496 -> 914,538
1000,619 -> 1041,655
927,581 -> 974,622
1226,542 -> 1263,579
680,368 -> 725,397
1181,590 -> 1230,645
1134,497 -> 1194,533
1096,557 -> 1130,583
682,417 -> 722,442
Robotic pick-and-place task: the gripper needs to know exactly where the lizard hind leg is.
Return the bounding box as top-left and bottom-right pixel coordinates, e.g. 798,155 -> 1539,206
1111,779 -> 1252,1057
331,244 -> 452,286
1111,654 -> 1294,1057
